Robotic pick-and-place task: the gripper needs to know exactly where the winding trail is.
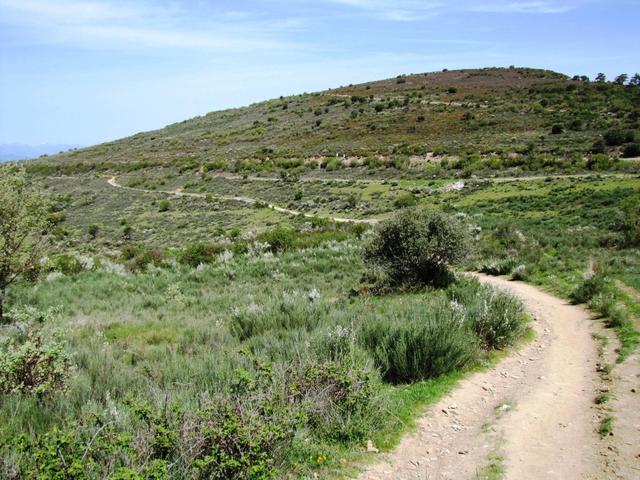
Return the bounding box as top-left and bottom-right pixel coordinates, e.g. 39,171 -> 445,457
357,275 -> 600,480
107,176 -> 378,225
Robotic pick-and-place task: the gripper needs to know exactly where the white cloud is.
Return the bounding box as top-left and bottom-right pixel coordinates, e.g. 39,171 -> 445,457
327,0 -> 578,20
0,0 -> 300,51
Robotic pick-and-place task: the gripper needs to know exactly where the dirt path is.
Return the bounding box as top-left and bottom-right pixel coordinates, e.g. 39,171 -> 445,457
357,275 -> 600,480
205,171 -> 633,186
106,176 -> 377,225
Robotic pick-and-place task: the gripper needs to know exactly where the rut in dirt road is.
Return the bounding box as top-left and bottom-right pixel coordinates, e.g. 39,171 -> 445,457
357,275 -> 599,480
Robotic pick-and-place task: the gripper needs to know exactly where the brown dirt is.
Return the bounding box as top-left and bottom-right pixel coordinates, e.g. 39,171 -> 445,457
356,275 -> 602,480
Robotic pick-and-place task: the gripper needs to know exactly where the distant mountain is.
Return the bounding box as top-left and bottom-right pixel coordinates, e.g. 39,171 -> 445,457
0,144 -> 82,162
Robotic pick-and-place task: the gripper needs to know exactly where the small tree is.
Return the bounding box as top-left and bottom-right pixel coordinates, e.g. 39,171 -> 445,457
595,73 -> 607,83
613,73 -> 628,85
629,73 -> 640,86
0,167 -> 50,321
364,209 -> 471,286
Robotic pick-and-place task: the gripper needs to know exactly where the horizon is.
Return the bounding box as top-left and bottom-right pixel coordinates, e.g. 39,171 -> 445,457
1,0 -> 639,147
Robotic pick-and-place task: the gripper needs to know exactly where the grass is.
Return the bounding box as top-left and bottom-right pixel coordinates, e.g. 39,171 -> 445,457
476,454 -> 505,480
598,415 -> 614,437
0,238 -> 532,479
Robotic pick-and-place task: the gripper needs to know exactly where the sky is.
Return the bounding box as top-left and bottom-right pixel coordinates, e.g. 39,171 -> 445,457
1,0 -> 639,146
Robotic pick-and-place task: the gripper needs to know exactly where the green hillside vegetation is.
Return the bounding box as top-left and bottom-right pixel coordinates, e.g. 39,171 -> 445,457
1,67 -> 639,478
30,67 -> 640,178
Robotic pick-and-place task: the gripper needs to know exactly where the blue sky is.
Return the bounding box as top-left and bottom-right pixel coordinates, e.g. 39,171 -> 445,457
1,0 -> 638,146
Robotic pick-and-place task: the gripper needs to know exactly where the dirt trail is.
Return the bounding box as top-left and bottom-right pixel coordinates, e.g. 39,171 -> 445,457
106,176 -> 377,225
357,275 -> 600,480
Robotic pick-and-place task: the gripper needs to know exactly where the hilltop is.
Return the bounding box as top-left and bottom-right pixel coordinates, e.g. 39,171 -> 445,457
33,67 -> 639,176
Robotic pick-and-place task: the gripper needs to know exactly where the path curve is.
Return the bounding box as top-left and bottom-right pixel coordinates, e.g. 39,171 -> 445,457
357,274 -> 599,480
107,176 -> 378,225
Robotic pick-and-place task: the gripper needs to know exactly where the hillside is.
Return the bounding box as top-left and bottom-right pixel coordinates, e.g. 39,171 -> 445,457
34,67 -> 640,176
1,66 -> 639,479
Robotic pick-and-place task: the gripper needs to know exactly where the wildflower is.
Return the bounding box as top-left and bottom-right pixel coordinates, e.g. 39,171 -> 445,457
45,271 -> 64,282
308,288 -> 321,303
218,250 -> 233,263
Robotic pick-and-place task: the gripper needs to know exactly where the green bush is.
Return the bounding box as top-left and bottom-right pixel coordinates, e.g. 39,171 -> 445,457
570,271 -> 609,304
158,199 -> 170,212
48,254 -> 83,275
447,279 -> 528,349
120,244 -> 164,271
256,226 -> 296,253
179,243 -> 227,267
360,299 -> 479,383
363,209 -> 471,287
615,196 -> 640,247
0,329 -> 73,397
622,143 -> 640,158
394,191 -> 416,209
479,258 -> 518,276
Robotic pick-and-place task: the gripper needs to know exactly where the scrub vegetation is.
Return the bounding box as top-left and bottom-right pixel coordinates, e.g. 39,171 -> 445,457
1,67 -> 638,478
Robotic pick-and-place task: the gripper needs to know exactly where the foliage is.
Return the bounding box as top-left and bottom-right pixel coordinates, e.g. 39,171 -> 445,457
360,297 -> 479,383
615,195 -> 640,247
179,243 -> 227,267
0,328 -> 73,397
0,166 -> 51,320
570,271 -> 609,304
364,209 -> 471,286
447,278 -> 528,349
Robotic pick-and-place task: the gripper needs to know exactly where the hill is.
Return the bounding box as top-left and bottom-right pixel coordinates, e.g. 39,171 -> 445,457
32,67 -> 639,176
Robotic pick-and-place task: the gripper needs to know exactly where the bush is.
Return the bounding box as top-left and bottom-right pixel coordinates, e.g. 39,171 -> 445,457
120,244 -> 164,271
615,196 -> 640,247
158,199 -> 170,212
447,279 -> 528,349
603,129 -> 633,147
622,143 -> 640,158
0,329 -> 73,397
360,299 -> 479,383
570,271 -> 609,304
49,254 -> 83,275
88,224 -> 99,239
179,243 -> 227,267
363,209 -> 471,287
394,191 -> 416,209
479,257 -> 518,276
256,226 -> 296,253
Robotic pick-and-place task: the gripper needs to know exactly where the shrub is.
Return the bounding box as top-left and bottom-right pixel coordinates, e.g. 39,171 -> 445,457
287,357 -> 378,441
256,226 -> 296,253
615,196 -> 640,247
120,244 -> 164,271
603,129 -> 632,146
363,209 -> 471,286
360,299 -> 479,383
179,243 -> 227,267
570,271 -> 609,304
158,199 -> 170,212
48,254 -> 83,275
0,329 -> 73,397
447,279 -> 528,349
622,143 -> 640,158
479,257 -> 518,276
394,191 -> 416,209
88,224 -> 99,239
510,264 -> 529,281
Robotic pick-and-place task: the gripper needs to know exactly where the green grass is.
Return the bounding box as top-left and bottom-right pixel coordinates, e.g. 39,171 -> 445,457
476,454 -> 505,480
598,415 -> 614,437
1,238 -> 533,479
